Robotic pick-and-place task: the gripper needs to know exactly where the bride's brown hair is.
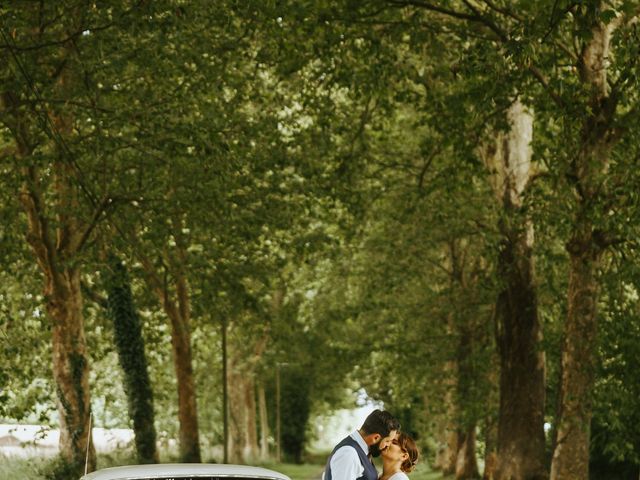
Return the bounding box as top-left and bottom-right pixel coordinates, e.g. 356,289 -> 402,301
398,432 -> 419,473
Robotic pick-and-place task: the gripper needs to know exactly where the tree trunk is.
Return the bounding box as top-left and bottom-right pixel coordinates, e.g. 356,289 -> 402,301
450,242 -> 480,480
550,226 -> 602,480
455,330 -> 479,479
138,245 -> 201,463
225,316 -> 270,464
483,417 -> 498,480
494,220 -> 546,480
228,360 -> 247,463
165,299 -> 201,463
24,194 -> 96,473
438,427 -> 459,476
49,266 -> 97,474
456,426 -> 479,480
482,100 -> 547,480
258,383 -> 270,461
550,11 -> 616,480
106,256 -> 159,464
9,124 -> 97,476
433,325 -> 459,476
245,376 -> 259,461
494,237 -> 546,480
280,368 -> 311,463
482,351 -> 499,480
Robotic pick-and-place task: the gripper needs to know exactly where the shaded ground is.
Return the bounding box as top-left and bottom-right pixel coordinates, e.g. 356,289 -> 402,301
261,462 -> 448,480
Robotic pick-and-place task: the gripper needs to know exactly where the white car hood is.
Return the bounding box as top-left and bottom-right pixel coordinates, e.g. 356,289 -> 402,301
80,463 -> 292,480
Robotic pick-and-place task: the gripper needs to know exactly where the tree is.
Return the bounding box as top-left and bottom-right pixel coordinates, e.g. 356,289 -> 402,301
105,255 -> 159,464
1,4 -> 105,472
480,100 -> 546,480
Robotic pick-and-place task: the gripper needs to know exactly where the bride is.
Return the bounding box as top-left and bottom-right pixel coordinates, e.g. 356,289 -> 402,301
379,432 -> 419,480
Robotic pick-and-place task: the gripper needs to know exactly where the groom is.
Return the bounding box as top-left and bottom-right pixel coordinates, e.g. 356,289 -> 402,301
323,410 -> 400,480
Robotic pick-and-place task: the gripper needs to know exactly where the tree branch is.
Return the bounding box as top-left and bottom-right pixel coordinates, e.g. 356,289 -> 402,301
73,195 -> 114,254
528,65 -> 566,109
2,91 -> 58,278
417,147 -> 441,190
543,1 -> 579,41
20,165 -> 58,279
386,0 -> 567,106
461,0 -> 508,42
81,281 -> 108,309
480,0 -> 523,22
0,2 -> 146,52
386,0 -> 479,22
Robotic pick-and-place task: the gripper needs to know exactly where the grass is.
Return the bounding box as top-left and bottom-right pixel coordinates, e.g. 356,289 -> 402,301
259,462 -> 325,480
0,454 -> 452,480
260,443 -> 459,480
407,463 -> 452,480
0,455 -> 50,479
258,459 -> 451,480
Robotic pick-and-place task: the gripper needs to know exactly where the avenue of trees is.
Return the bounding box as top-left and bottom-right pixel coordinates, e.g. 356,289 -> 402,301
1,2 -> 640,480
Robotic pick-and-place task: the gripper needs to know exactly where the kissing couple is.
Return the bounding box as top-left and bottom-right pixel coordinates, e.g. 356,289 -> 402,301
323,409 -> 419,480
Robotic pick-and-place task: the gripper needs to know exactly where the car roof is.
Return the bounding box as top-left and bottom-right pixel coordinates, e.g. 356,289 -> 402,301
80,463 -> 292,480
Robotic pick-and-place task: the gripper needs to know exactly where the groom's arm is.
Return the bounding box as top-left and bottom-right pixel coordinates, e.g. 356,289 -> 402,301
329,446 -> 364,480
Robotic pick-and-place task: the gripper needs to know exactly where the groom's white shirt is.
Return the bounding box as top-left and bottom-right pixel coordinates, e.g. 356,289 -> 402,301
324,431 -> 368,480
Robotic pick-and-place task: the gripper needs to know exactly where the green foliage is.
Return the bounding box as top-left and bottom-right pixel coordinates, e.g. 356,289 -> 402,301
0,266 -> 54,424
590,258 -> 640,471
40,455 -> 84,480
280,369 -> 312,464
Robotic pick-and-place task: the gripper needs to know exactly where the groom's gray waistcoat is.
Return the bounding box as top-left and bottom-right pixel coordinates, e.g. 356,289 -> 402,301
324,435 -> 377,480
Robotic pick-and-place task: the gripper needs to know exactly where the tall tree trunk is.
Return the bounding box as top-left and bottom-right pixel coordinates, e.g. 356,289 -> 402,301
228,358 -> 247,463
433,312 -> 459,476
483,338 -> 499,480
22,189 -> 96,473
106,256 -> 159,464
550,10 -> 618,480
456,426 -> 479,480
437,426 -> 459,476
4,105 -> 98,475
455,353 -> 479,480
483,417 -> 498,480
138,236 -> 201,462
482,100 -> 547,480
494,219 -> 546,480
48,266 -> 96,474
451,243 -> 480,480
226,316 -> 269,464
258,383 -> 270,461
550,232 -> 601,480
280,368 -> 311,463
165,298 -> 201,463
245,376 -> 259,461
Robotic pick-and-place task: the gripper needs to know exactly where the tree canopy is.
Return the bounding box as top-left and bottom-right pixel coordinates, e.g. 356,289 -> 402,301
2,2 -> 640,480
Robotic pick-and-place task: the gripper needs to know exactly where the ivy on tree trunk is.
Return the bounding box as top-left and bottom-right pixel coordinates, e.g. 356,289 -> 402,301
106,255 -> 159,464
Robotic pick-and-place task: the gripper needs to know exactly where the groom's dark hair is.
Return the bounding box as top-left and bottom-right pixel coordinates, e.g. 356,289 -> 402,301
360,409 -> 400,437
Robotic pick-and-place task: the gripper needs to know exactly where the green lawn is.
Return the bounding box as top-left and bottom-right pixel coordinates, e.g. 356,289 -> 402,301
0,455 -> 452,480
409,464 -> 452,480
259,462 -> 325,480
258,462 -> 450,480
0,455 -> 49,479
